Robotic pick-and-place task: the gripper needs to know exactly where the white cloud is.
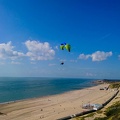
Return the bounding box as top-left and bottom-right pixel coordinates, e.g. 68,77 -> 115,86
25,40 -> 55,60
78,51 -> 112,61
91,51 -> 112,61
0,41 -> 25,60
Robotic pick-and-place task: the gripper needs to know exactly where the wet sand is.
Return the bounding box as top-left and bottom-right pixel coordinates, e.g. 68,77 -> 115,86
0,84 -> 116,120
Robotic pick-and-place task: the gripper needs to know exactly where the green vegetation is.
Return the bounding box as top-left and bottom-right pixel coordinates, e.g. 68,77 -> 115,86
115,97 -> 120,99
73,117 -> 85,120
109,82 -> 120,89
94,101 -> 120,120
94,117 -> 107,120
85,112 -> 96,117
96,110 -> 103,114
74,101 -> 120,120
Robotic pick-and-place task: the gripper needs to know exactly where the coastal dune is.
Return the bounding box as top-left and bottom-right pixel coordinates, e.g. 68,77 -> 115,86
0,84 -> 116,120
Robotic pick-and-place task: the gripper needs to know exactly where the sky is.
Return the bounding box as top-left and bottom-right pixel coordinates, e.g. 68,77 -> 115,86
0,0 -> 120,79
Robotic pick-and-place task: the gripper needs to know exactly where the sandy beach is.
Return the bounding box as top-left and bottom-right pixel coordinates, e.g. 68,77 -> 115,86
0,83 -> 117,120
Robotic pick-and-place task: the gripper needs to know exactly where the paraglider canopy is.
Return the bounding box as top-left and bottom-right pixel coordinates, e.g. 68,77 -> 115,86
60,43 -> 71,52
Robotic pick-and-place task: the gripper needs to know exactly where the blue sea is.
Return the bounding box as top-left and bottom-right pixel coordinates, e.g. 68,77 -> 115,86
0,77 -> 96,103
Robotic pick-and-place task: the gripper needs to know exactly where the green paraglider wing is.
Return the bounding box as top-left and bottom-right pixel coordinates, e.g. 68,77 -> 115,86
65,44 -> 71,52
60,44 -> 65,50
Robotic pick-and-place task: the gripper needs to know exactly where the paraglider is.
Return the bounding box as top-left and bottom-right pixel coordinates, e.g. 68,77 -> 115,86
59,43 -> 71,65
60,43 -> 71,52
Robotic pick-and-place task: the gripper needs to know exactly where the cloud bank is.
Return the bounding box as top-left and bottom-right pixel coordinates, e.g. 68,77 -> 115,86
79,51 -> 112,61
0,41 -> 25,60
0,40 -> 55,61
25,40 -> 55,60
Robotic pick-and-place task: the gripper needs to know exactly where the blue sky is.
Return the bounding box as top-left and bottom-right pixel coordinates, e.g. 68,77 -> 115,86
0,0 -> 120,78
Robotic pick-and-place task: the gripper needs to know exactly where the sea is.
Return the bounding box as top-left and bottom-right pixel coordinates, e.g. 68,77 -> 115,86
0,77 -> 96,103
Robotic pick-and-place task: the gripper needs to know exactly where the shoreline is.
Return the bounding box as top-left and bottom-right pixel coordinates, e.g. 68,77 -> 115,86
0,82 -> 98,105
0,78 -> 96,104
0,83 -> 116,120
